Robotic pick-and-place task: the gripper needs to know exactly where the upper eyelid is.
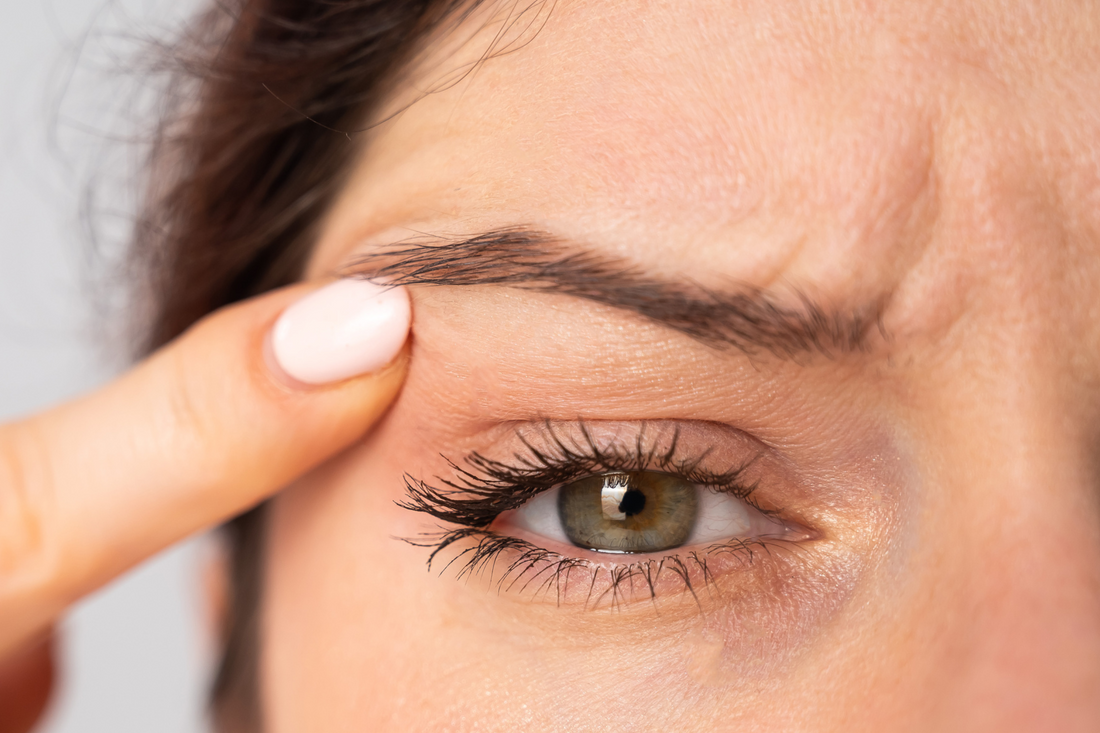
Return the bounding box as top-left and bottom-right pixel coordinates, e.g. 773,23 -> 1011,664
396,419 -> 762,530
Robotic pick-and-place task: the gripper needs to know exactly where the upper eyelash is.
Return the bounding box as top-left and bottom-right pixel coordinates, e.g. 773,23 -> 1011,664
396,420 -> 760,531
395,421 -> 799,609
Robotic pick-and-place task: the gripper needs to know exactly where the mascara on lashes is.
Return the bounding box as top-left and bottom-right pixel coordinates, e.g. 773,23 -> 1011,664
394,421 -> 801,607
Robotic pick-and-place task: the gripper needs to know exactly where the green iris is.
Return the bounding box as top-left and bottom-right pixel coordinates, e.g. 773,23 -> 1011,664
557,472 -> 699,553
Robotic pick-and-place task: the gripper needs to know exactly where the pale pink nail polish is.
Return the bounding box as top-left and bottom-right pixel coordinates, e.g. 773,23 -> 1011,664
270,279 -> 411,385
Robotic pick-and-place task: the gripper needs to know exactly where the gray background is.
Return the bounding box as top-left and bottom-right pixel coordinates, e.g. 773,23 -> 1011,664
0,0 -> 209,730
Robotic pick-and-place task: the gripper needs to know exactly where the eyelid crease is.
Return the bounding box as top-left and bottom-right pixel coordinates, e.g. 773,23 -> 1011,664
394,419 -> 818,611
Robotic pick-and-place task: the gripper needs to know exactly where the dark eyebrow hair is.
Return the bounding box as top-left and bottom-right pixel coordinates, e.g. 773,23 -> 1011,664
342,227 -> 884,359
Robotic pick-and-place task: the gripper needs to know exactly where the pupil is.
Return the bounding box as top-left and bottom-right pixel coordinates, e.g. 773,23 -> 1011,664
617,488 -> 646,517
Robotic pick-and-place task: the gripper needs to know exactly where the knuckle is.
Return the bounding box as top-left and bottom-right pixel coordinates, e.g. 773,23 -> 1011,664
162,344 -> 228,482
166,349 -> 209,439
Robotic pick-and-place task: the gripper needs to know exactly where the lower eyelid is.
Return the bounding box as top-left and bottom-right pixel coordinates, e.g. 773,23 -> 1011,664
417,490 -> 816,611
425,525 -> 810,613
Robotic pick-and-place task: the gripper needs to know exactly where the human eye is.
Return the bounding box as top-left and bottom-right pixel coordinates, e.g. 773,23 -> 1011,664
398,420 -> 811,611
505,470 -> 786,554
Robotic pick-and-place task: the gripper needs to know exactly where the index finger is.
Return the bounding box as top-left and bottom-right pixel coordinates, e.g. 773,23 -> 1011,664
0,279 -> 410,656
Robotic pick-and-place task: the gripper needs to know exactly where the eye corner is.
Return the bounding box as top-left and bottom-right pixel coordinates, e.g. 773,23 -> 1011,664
397,420 -> 826,611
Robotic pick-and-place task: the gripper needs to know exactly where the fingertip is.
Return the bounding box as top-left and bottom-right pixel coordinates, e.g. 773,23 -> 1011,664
268,279 -> 411,387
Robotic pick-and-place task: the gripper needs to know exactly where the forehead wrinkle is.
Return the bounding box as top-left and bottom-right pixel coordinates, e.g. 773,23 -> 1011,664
324,39 -> 939,304
315,0 -> 1080,360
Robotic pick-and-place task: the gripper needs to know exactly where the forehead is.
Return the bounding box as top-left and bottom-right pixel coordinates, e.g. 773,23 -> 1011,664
316,0 -> 1100,343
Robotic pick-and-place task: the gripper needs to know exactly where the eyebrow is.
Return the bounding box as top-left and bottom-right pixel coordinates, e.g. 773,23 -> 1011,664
342,227 -> 884,359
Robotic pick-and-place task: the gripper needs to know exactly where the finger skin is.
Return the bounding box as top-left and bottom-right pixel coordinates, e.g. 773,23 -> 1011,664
0,282 -> 408,657
0,632 -> 54,733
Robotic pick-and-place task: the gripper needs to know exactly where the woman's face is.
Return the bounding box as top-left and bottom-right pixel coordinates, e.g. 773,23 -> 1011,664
259,1 -> 1100,729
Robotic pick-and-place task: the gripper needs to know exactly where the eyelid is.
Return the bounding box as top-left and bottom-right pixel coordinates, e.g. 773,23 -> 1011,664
397,419 -> 764,534
396,419 -> 819,610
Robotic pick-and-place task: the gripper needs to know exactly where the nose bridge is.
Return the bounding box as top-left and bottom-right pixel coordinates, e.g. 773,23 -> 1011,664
898,189 -> 1100,726
927,315 -> 1100,730
946,445 -> 1100,730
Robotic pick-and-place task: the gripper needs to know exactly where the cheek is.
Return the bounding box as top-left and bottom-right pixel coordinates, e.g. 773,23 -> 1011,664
262,431 -> 438,731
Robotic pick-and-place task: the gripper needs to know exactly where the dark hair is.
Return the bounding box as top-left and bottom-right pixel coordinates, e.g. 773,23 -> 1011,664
132,1 -> 480,729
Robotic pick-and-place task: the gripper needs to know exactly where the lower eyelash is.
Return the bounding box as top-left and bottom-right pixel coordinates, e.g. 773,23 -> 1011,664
396,421 -> 794,609
406,526 -> 788,610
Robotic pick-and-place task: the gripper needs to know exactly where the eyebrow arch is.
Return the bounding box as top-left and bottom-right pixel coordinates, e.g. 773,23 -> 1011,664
342,227 -> 884,359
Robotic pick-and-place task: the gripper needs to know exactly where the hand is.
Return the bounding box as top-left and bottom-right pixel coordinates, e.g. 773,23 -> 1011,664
0,279 -> 411,732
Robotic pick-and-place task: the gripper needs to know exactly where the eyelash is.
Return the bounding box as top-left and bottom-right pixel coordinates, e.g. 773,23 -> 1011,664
397,422 -> 796,609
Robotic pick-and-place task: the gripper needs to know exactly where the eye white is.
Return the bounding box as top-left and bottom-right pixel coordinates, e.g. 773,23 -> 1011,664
509,486 -> 569,544
684,488 -> 752,545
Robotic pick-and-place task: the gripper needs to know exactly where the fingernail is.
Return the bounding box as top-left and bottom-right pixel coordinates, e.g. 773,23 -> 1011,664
270,279 -> 411,385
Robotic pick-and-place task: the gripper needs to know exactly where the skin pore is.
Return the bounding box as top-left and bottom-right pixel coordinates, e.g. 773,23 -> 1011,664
258,1 -> 1100,731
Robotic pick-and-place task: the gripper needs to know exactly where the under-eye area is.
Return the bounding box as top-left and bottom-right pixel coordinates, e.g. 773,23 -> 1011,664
398,420 -> 818,611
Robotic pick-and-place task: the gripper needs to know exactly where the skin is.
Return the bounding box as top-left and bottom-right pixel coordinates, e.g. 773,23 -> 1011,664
1,1 -> 1097,732
0,283 -> 408,732
265,0 -> 1100,731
